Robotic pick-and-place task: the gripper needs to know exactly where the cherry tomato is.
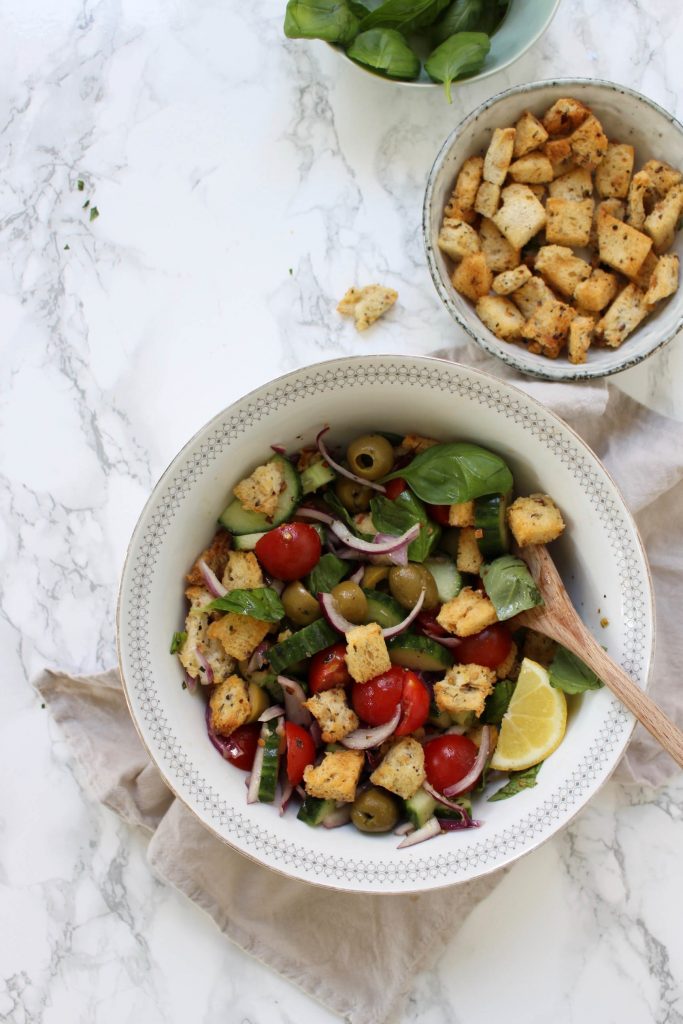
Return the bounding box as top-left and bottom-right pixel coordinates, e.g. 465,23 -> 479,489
309,643 -> 352,694
254,522 -> 321,581
424,734 -> 479,793
284,722 -> 316,785
426,503 -> 451,526
455,623 -> 512,669
417,610 -> 450,639
222,723 -> 260,771
385,478 -> 408,500
352,667 -> 429,735
394,671 -> 430,736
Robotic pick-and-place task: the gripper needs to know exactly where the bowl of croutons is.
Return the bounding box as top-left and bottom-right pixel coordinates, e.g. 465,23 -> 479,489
424,78 -> 683,379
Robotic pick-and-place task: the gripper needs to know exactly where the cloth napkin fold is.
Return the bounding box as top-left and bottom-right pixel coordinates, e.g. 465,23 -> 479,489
36,354 -> 683,1024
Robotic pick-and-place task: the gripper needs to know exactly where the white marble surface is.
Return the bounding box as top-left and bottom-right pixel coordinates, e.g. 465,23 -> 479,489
1,0 -> 683,1021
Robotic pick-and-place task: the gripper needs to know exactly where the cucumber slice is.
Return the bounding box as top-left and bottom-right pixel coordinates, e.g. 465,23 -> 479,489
218,456 -> 302,536
268,619 -> 339,673
362,589 -> 405,629
428,704 -> 452,729
404,787 -> 438,829
257,720 -> 281,803
474,493 -> 510,559
387,632 -> 454,671
424,556 -> 463,602
300,460 -> 336,494
436,795 -> 473,821
232,531 -> 268,551
297,795 -> 336,826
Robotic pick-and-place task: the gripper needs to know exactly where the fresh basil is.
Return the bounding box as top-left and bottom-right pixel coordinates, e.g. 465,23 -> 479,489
359,0 -> 450,33
169,631 -> 187,654
308,553 -> 348,595
481,554 -> 543,620
347,0 -> 370,15
284,0 -> 360,44
425,31 -> 490,102
432,0 -> 484,42
347,28 -> 421,79
488,762 -> 542,802
481,679 -> 515,725
549,646 -> 603,695
370,490 -> 441,562
324,490 -> 374,539
386,442 -> 513,505
202,587 -> 285,623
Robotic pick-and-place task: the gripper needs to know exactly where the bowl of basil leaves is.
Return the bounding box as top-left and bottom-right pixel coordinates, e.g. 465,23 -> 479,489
283,0 -> 561,98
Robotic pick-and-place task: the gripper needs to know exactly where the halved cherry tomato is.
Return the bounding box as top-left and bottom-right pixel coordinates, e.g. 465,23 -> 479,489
455,623 -> 512,669
308,643 -> 352,694
394,671 -> 430,736
254,522 -> 321,581
385,478 -> 408,500
222,723 -> 260,771
284,722 -> 316,785
424,734 -> 479,792
352,667 -> 429,735
426,503 -> 451,526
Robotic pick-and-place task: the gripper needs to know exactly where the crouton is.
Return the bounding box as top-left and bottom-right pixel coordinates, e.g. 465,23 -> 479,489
492,264 -> 532,296
548,167 -> 593,201
451,252 -> 493,301
450,155 -> 484,213
448,500 -> 475,527
510,275 -> 556,319
492,184 -> 547,249
221,550 -> 264,592
438,218 -> 481,261
590,198 -> 626,248
303,750 -> 364,803
457,527 -> 484,574
644,253 -> 679,304
209,675 -> 251,736
543,138 -> 574,175
234,462 -> 285,519
483,127 -> 516,186
303,688 -> 359,743
596,283 -> 650,347
521,298 -> 576,358
626,170 -> 652,229
443,199 -> 477,225
508,152 -> 554,184
545,198 -> 594,247
476,294 -> 526,341
437,587 -> 498,637
513,111 -> 549,158
369,738 -> 426,799
434,664 -> 496,718
401,434 -> 439,453
629,250 -> 659,290
527,184 -> 547,202
507,494 -> 566,546
186,530 -> 232,587
345,622 -> 391,683
352,285 -> 399,331
595,143 -> 635,199
568,114 -> 609,170
597,209 -> 653,277
474,180 -> 501,219
573,268 -> 620,311
641,159 -> 683,196
568,315 -> 595,365
643,183 -> 683,253
534,245 -> 592,298
479,217 -> 521,272
207,613 -> 270,661
542,97 -> 590,136
495,640 -> 519,681
522,630 -> 558,668
179,586 -> 236,685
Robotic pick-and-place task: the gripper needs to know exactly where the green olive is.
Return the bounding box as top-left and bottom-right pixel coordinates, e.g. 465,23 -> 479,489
331,581 -> 368,624
334,476 -> 372,513
281,581 -> 322,625
389,564 -> 439,611
351,787 -> 401,833
362,565 -> 390,589
346,434 -> 394,481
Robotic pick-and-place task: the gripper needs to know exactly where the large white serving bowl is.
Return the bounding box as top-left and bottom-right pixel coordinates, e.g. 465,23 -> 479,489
424,79 -> 683,380
117,356 -> 654,893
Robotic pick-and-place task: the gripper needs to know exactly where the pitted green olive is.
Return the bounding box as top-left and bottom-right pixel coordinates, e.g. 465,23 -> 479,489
346,434 -> 394,481
389,564 -> 439,611
334,476 -> 372,513
281,581 -> 322,625
331,581 -> 368,624
351,787 -> 401,833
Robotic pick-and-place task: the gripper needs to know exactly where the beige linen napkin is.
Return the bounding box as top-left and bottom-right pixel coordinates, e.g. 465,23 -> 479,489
36,379 -> 683,1024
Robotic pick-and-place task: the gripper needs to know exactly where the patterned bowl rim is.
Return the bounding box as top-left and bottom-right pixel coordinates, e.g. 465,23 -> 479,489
116,354 -> 655,893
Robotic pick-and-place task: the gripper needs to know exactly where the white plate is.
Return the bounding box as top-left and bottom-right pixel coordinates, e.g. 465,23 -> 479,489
117,356 -> 654,893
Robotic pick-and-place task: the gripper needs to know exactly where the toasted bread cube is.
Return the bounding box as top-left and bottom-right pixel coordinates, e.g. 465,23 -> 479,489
629,250 -> 659,290
180,586 -> 236,685
641,159 -> 683,196
444,198 -> 477,224
508,152 -> 554,184
527,184 -> 547,202
437,587 -> 497,637
493,184 -> 547,249
209,675 -> 251,736
451,156 -> 484,213
543,138 -> 574,175
438,218 -> 481,261
447,501 -> 475,527
479,218 -> 521,272
545,197 -> 594,247
221,550 -> 264,592
510,275 -> 556,319
186,529 -> 232,587
303,750 -> 364,803
451,252 -> 493,302
644,253 -> 679,304
474,180 -> 501,219
548,167 -> 593,201
513,111 -> 549,158
590,198 -> 625,248
336,287 -> 363,315
542,97 -> 590,136
345,622 -> 391,683
508,494 -> 565,546
535,245 -> 592,297
303,688 -> 359,743
355,285 -> 399,331
495,640 -> 519,681
483,127 -> 516,186
234,462 -> 285,519
476,294 -> 526,341
596,283 -> 650,347
522,298 -> 576,358
573,269 -> 619,312
597,209 -> 653,277
594,143 -> 635,199
457,527 -> 484,574
568,114 -> 608,171
401,434 -> 439,454
369,738 -> 426,799
207,612 -> 270,661
643,183 -> 683,253
626,170 -> 652,229
434,664 -> 496,718
522,630 -> 558,668
568,315 -> 595,365
492,264 -> 532,296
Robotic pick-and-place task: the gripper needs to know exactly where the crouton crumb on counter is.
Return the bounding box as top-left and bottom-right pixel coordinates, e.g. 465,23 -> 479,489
439,95 -> 682,363
337,284 -> 398,331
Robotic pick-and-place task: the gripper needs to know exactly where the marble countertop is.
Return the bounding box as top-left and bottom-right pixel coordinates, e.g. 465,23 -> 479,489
2,0 -> 682,1021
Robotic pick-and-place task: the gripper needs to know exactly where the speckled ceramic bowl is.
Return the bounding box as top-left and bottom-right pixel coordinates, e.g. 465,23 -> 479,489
424,78 -> 683,380
117,355 -> 654,893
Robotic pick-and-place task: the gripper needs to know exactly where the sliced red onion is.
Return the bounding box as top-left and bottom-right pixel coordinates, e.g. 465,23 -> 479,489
394,821 -> 415,836
322,805 -> 352,829
397,816 -> 441,849
195,648 -> 214,685
206,701 -> 230,756
246,742 -> 265,804
316,427 -> 386,494
423,781 -> 472,815
298,507 -> 419,555
319,589 -> 424,640
258,704 -> 286,722
422,630 -> 461,649
341,705 -> 401,749
278,675 -> 313,726
295,785 -> 307,800
248,641 -> 271,674
183,669 -> 198,694
439,815 -> 481,831
443,725 -> 491,798
381,588 -> 425,639
349,565 -> 364,585
198,558 -> 228,598
367,532 -> 410,567
270,443 -> 287,455
309,720 -> 322,747
264,573 -> 285,597
279,777 -> 294,816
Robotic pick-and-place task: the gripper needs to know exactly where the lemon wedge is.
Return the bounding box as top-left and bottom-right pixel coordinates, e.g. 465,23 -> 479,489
489,657 -> 567,773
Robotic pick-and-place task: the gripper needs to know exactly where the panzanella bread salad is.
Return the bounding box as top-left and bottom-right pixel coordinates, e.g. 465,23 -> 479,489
172,430 -> 602,848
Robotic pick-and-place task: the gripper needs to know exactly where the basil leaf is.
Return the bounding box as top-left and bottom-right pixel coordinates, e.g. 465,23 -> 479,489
386,442 -> 513,505
432,0 -> 484,44
549,646 -> 603,695
481,554 -> 543,620
488,762 -> 542,801
324,491 -> 375,539
169,631 -> 187,654
347,0 -> 370,15
203,587 -> 285,623
481,679 -> 515,725
284,0 -> 359,44
425,31 -> 490,101
360,0 -> 451,32
347,28 -> 421,80
370,491 -> 441,562
308,553 -> 348,594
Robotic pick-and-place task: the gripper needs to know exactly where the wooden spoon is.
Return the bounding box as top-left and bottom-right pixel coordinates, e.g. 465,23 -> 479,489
515,544 -> 683,769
